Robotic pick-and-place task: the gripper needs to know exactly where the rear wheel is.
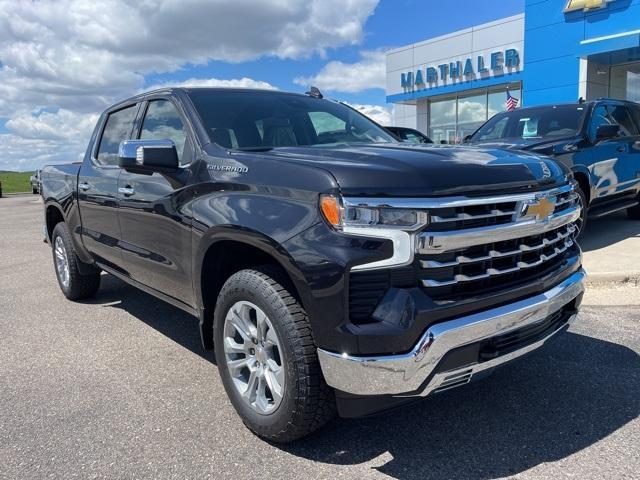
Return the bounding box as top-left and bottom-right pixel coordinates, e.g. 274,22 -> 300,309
214,269 -> 335,442
51,222 -> 101,300
32,187 -> 38,194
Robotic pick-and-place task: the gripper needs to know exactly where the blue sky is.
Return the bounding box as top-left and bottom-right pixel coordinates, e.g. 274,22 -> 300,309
144,0 -> 525,106
0,0 -> 524,170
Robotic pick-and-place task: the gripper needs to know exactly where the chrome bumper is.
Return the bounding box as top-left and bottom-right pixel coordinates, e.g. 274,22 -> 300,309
318,269 -> 586,397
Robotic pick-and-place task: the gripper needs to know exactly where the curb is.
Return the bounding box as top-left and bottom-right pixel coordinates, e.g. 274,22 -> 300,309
586,272 -> 640,287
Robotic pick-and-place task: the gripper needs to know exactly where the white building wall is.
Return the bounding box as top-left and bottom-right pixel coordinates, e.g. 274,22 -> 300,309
386,14 -> 525,130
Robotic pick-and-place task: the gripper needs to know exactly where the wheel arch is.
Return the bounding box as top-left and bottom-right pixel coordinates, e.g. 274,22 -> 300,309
572,167 -> 592,204
45,202 -> 66,242
194,228 -> 311,350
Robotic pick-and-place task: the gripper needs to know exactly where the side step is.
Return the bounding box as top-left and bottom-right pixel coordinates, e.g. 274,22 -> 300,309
588,199 -> 638,218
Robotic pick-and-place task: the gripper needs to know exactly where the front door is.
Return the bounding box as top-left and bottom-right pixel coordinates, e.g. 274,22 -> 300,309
587,103 -> 639,200
78,103 -> 139,269
117,98 -> 194,305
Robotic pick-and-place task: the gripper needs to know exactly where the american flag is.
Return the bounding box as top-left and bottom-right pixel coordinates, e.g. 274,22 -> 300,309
506,91 -> 519,111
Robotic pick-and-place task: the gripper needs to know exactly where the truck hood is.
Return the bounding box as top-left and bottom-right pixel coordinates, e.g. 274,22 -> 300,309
465,136 -> 582,156
256,143 -> 568,197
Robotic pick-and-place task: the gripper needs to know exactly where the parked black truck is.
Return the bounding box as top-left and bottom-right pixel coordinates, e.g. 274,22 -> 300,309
41,88 -> 586,442
465,99 -> 640,236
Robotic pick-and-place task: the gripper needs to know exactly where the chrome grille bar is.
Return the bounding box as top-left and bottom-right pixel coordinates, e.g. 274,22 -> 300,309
421,237 -> 575,287
430,208 -> 517,224
419,224 -> 576,268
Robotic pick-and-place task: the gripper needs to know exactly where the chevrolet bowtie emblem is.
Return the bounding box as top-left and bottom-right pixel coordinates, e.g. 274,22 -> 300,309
525,197 -> 556,220
564,0 -> 612,13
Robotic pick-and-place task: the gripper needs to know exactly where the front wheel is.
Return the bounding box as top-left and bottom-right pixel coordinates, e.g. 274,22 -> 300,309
214,269 -> 335,442
51,222 -> 101,300
574,187 -> 588,240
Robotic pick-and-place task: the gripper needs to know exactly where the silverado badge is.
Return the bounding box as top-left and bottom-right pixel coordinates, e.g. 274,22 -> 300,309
524,196 -> 556,220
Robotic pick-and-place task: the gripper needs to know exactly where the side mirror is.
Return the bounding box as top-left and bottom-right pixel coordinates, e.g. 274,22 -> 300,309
118,139 -> 179,172
595,124 -> 620,141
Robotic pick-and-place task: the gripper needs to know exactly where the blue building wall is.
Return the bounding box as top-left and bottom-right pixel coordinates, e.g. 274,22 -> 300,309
524,0 -> 640,106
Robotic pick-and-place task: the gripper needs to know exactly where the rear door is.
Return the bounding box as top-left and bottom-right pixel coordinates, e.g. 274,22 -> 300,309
116,97 -> 194,304
78,103 -> 139,269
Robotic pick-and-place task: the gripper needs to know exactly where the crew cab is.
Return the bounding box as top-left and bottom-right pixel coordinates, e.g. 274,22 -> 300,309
465,99 -> 640,236
41,88 -> 585,442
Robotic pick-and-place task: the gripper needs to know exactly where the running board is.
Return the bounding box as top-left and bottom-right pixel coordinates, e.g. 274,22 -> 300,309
588,199 -> 638,218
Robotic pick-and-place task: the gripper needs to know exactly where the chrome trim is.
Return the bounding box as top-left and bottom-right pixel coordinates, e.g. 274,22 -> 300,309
317,270 -> 585,396
421,313 -> 578,397
419,224 -> 576,268
421,238 -> 574,287
430,208 -> 517,224
417,205 -> 580,254
342,183 -> 574,210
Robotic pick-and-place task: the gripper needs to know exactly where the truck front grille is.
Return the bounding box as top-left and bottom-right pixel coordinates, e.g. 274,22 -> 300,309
347,183 -> 581,322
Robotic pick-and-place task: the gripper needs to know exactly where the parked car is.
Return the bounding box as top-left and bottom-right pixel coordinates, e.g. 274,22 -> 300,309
465,99 -> 640,236
40,87 -> 585,442
30,169 -> 41,194
385,126 -> 433,144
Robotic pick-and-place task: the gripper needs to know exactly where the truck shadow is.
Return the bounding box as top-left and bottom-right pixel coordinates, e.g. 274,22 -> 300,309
88,274 -> 217,364
580,211 -> 640,252
90,275 -> 638,479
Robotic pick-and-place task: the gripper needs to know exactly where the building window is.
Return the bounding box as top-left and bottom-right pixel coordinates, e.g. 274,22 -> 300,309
427,83 -> 521,144
609,63 -> 640,103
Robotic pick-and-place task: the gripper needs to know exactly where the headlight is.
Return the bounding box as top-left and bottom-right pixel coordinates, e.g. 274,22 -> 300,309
319,194 -> 429,271
320,194 -> 427,230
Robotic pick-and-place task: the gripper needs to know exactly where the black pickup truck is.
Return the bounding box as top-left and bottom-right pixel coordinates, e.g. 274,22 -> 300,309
41,88 -> 586,442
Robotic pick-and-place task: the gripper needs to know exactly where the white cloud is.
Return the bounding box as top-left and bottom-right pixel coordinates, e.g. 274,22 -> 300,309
0,0 -> 379,170
294,50 -> 386,93
347,103 -> 392,125
145,77 -> 278,92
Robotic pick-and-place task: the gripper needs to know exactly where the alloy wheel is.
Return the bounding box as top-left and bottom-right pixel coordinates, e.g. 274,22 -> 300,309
223,301 -> 284,415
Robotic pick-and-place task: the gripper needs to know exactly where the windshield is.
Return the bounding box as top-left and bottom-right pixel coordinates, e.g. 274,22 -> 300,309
188,90 -> 396,149
470,105 -> 588,142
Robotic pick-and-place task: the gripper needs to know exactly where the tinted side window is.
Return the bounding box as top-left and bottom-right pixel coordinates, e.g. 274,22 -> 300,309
96,105 -> 138,165
589,105 -> 612,139
607,104 -> 638,136
629,105 -> 640,133
140,100 -> 188,163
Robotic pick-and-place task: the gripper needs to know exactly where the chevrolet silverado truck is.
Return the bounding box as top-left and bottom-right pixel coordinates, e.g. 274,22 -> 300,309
465,99 -> 640,237
41,87 -> 586,442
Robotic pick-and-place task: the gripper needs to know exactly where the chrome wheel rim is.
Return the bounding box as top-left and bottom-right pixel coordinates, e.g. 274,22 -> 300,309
223,301 -> 284,415
54,236 -> 70,289
575,192 -> 586,235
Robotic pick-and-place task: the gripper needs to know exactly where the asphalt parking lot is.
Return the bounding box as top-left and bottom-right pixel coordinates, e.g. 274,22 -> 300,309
1,194 -> 639,479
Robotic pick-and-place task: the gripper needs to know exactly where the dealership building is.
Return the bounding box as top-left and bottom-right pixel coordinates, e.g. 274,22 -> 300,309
386,0 -> 640,143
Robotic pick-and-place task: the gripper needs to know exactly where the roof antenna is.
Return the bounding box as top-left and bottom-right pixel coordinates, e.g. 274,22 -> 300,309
305,86 -> 323,99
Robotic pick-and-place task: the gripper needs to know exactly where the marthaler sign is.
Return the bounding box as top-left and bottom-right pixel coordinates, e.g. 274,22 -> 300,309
400,48 -> 520,90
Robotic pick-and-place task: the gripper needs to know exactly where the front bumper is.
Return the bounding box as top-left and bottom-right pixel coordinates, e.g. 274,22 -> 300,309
318,269 -> 585,397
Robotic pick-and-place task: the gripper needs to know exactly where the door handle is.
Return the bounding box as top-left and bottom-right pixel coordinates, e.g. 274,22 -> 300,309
78,182 -> 91,191
118,186 -> 135,196
617,146 -> 626,152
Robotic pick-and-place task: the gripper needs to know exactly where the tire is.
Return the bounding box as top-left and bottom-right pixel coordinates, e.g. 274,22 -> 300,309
574,186 -> 588,240
51,222 -> 101,300
32,188 -> 38,194
214,268 -> 336,442
627,200 -> 640,220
